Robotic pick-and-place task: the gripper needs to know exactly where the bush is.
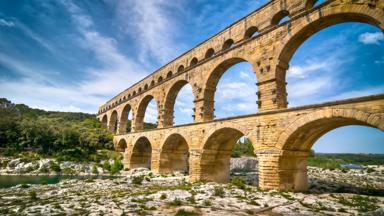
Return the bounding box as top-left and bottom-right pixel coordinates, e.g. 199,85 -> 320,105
160,193 -> 167,200
103,161 -> 111,172
213,186 -> 225,197
50,161 -> 61,172
29,191 -> 37,200
132,175 -> 144,185
110,159 -> 123,174
231,176 -> 246,190
203,199 -> 211,206
175,209 -> 198,216
92,165 -> 98,174
367,167 -> 375,173
39,166 -> 49,173
169,198 -> 182,206
62,167 -> 75,175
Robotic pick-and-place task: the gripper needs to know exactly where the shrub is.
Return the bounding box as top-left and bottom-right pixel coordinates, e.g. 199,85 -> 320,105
29,191 -> 37,200
366,167 -> 375,173
62,167 -> 75,175
231,176 -> 246,190
110,159 -> 123,174
175,209 -> 198,216
203,199 -> 211,206
213,186 -> 225,197
20,184 -> 30,188
92,165 -> 98,174
132,175 -> 144,185
103,161 -> 111,172
39,166 -> 49,173
160,193 -> 167,200
169,198 -> 182,206
50,161 -> 61,172
187,196 -> 196,204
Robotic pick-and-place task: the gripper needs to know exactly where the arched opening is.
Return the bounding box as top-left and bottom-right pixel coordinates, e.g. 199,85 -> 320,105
135,95 -> 158,131
138,87 -> 142,93
144,84 -> 148,90
271,10 -> 290,26
278,113 -> 384,192
244,26 -> 259,39
190,57 -> 198,67
177,65 -> 185,73
205,48 -> 215,58
204,59 -> 258,120
283,21 -> 384,107
133,91 -> 136,96
164,80 -> 195,126
118,104 -> 132,134
116,139 -> 127,152
159,134 -> 189,174
199,128 -> 256,184
101,115 -> 108,127
222,39 -> 235,51
166,71 -> 173,79
108,111 -> 118,134
150,80 -> 155,86
306,0 -> 327,9
158,76 -> 163,83
130,137 -> 152,169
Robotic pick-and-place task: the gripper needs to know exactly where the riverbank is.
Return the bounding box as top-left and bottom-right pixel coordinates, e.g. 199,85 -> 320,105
1,165 -> 383,215
0,156 -> 124,176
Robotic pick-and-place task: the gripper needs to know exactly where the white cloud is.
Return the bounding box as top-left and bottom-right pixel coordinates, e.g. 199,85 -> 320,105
239,71 -> 250,79
217,82 -> 255,100
143,100 -> 158,124
0,0 -> 149,113
0,18 -> 14,27
287,61 -> 330,78
325,85 -> 384,101
374,56 -> 384,65
358,32 -> 384,45
288,76 -> 334,99
111,0 -> 185,64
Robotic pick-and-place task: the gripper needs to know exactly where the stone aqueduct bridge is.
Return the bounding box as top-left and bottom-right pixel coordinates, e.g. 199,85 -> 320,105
96,0 -> 384,191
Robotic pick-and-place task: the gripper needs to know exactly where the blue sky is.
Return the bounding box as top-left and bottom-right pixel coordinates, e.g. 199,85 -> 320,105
0,0 -> 383,153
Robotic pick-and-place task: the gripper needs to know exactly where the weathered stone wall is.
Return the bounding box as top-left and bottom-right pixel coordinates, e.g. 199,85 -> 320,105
116,95 -> 384,190
96,0 -> 384,191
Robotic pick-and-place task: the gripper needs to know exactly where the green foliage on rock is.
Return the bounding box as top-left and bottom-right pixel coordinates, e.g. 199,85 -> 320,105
110,159 -> 123,174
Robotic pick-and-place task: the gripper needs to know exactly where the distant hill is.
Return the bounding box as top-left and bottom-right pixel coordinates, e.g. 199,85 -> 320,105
0,98 -> 113,161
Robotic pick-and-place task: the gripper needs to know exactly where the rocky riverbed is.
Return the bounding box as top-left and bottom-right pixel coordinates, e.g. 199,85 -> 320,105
0,162 -> 383,215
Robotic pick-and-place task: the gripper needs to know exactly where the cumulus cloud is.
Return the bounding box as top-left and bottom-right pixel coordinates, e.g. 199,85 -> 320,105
358,32 -> 384,45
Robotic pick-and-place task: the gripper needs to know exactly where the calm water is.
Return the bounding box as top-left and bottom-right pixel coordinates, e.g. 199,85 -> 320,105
0,175 -> 117,188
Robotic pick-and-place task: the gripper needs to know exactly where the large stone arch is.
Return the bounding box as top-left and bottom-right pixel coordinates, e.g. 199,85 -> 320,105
163,80 -> 197,127
202,57 -> 258,121
108,110 -> 118,134
277,108 -> 384,150
116,138 -> 127,152
134,95 -> 159,131
159,133 -> 189,174
274,5 -> 384,105
129,136 -> 153,169
273,108 -> 384,191
199,127 -> 248,183
118,103 -> 133,134
101,114 -> 108,127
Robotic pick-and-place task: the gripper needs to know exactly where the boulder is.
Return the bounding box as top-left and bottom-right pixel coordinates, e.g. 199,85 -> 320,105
230,157 -> 258,172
